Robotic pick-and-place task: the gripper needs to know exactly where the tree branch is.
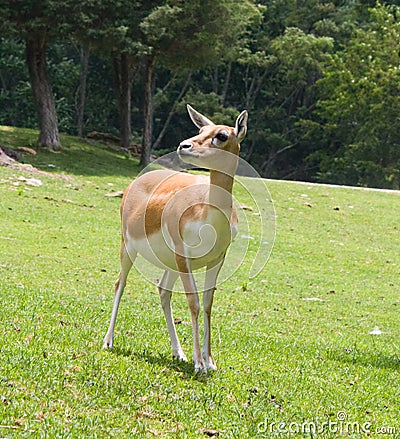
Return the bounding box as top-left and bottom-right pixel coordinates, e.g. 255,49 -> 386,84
152,73 -> 192,150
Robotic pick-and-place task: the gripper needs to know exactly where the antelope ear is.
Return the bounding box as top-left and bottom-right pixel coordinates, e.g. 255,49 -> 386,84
234,110 -> 248,142
187,104 -> 215,129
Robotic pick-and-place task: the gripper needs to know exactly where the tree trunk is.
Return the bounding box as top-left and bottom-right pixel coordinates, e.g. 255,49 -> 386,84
25,37 -> 61,150
212,66 -> 219,94
221,61 -> 232,106
113,54 -> 134,149
152,73 -> 191,150
140,56 -> 155,168
244,66 -> 269,111
76,46 -> 90,138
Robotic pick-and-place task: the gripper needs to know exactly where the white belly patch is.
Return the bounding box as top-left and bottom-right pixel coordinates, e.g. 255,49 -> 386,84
126,219 -> 233,270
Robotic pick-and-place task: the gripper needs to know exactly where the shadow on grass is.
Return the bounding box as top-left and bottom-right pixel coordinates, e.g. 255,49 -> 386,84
1,125 -> 141,178
28,146 -> 141,178
327,347 -> 400,370
110,346 -> 214,382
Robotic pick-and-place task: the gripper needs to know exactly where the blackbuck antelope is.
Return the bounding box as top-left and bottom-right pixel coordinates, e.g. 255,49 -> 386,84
103,105 -> 248,372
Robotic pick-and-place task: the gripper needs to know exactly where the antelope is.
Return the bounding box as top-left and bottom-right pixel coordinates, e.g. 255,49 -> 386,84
103,105 -> 248,372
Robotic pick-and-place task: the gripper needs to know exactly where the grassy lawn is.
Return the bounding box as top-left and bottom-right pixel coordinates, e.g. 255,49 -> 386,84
0,126 -> 399,438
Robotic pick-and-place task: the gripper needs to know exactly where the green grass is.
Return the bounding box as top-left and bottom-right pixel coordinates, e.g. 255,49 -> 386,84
1,126 -> 399,438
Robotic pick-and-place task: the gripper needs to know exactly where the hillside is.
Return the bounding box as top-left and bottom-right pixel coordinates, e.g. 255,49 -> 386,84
1,126 -> 399,437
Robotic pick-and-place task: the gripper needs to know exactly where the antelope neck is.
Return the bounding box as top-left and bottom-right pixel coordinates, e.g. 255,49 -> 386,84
209,164 -> 237,209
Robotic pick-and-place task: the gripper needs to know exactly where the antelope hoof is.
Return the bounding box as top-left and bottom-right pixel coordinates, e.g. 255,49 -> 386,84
103,335 -> 113,349
205,359 -> 217,372
194,361 -> 206,374
195,358 -> 216,374
173,350 -> 188,363
202,353 -> 217,371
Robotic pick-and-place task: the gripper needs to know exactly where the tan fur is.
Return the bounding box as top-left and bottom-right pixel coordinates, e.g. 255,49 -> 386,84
121,170 -> 211,239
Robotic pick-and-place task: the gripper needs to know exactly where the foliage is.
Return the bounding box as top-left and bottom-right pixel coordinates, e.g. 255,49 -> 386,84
1,126 -> 399,436
1,1 -> 400,187
310,4 -> 400,188
0,39 -> 36,128
246,27 -> 334,179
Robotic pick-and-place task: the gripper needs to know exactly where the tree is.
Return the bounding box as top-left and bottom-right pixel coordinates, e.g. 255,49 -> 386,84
3,0 -> 398,188
113,53 -> 136,149
76,46 -> 90,138
137,0 -> 262,166
233,25 -> 333,180
1,0 -> 62,150
46,0 -> 140,148
178,0 -> 340,181
0,38 -> 36,128
311,4 -> 400,188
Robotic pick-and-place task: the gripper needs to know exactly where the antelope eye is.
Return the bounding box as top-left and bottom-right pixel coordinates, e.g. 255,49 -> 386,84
215,132 -> 228,142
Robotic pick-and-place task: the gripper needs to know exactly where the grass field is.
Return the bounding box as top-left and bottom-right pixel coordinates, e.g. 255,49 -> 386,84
0,126 -> 399,438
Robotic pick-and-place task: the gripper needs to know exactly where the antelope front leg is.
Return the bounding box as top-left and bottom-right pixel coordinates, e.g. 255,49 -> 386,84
202,260 -> 224,371
185,290 -> 203,372
202,288 -> 216,371
177,263 -> 204,372
158,270 -> 187,362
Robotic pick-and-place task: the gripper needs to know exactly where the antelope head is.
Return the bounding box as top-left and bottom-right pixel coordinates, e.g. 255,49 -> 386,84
177,105 -> 248,174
